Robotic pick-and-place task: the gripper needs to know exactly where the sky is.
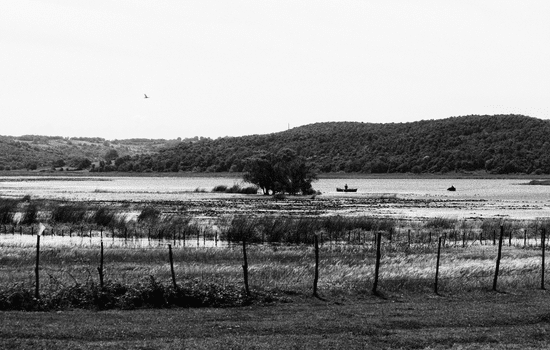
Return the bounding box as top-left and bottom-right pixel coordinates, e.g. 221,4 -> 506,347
1,1 -> 549,140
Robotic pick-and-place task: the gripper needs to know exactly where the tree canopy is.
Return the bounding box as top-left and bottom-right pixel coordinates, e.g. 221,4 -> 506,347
243,149 -> 317,195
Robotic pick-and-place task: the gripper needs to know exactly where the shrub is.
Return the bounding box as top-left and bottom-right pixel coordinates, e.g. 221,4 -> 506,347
212,185 -> 228,192
90,207 -> 116,227
0,199 -> 17,225
425,217 -> 457,230
20,203 -> 39,225
212,184 -> 258,194
50,204 -> 87,224
137,207 -> 161,223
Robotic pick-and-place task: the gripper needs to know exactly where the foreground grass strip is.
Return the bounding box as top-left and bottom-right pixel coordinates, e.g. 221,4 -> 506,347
1,292 -> 550,349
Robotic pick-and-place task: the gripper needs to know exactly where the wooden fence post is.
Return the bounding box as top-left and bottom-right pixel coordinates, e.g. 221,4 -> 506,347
35,234 -> 40,299
97,241 -> 104,289
492,225 -> 504,291
169,244 -> 177,289
542,228 -> 546,290
372,231 -> 382,296
242,238 -> 250,297
313,234 -> 320,298
434,236 -> 442,295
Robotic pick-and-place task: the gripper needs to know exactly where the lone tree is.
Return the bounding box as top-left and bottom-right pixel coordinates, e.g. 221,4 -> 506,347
243,149 -> 317,195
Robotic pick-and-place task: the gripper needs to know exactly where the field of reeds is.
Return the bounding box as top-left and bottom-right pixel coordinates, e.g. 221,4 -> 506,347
1,196 -> 550,311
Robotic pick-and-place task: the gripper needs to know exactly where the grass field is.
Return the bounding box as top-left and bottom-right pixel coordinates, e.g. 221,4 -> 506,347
1,291 -> 550,349
2,195 -> 550,348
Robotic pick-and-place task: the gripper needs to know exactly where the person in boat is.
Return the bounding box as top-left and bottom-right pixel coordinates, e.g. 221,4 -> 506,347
447,185 -> 456,191
344,184 -> 348,191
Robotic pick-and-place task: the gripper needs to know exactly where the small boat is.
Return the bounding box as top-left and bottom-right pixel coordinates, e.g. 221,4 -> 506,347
447,186 -> 456,191
336,188 -> 358,192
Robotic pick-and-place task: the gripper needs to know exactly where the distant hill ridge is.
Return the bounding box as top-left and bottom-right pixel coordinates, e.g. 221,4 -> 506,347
144,114 -> 550,174
2,115 -> 550,174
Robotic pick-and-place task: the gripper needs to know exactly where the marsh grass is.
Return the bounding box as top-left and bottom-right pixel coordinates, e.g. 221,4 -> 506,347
1,195 -> 549,309
0,236 -> 546,310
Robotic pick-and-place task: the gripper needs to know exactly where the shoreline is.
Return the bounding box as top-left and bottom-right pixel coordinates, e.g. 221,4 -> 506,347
1,170 -> 550,180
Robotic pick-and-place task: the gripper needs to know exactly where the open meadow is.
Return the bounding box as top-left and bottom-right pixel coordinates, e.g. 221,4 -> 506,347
2,175 -> 550,348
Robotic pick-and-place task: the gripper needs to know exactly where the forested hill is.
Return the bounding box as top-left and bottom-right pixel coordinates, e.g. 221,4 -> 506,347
3,115 -> 550,174
134,114 -> 550,174
0,136 -> 182,171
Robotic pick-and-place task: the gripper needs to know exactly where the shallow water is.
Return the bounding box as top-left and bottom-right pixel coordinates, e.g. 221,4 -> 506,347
1,176 -> 549,219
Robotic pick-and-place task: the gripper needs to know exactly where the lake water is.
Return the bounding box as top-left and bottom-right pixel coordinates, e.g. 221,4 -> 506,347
1,176 -> 550,219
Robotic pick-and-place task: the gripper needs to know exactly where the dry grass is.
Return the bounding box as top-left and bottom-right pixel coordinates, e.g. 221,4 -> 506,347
1,237 -> 546,298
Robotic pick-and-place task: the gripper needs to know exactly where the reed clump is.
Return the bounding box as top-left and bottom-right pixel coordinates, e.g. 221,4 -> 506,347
212,184 -> 258,194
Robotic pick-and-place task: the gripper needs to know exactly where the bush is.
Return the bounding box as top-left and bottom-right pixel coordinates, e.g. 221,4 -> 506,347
212,185 -> 228,192
0,199 -> 17,225
20,203 -> 39,225
137,207 -> 161,223
212,184 -> 258,194
425,217 -> 457,230
90,207 -> 116,227
50,204 -> 87,224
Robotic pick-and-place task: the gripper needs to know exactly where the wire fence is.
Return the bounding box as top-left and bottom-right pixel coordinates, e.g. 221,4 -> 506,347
1,224 -> 548,297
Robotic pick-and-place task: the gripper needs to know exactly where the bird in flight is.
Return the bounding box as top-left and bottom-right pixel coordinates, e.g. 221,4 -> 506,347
144,94 -> 149,99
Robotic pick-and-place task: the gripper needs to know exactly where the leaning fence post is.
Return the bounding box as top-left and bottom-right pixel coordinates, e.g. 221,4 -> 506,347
313,234 -> 320,298
169,244 -> 177,289
542,228 -> 546,290
372,231 -> 382,296
242,238 -> 250,297
434,236 -> 442,295
493,225 -> 504,291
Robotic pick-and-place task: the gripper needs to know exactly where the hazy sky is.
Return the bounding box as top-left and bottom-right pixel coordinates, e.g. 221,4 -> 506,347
1,1 -> 549,140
